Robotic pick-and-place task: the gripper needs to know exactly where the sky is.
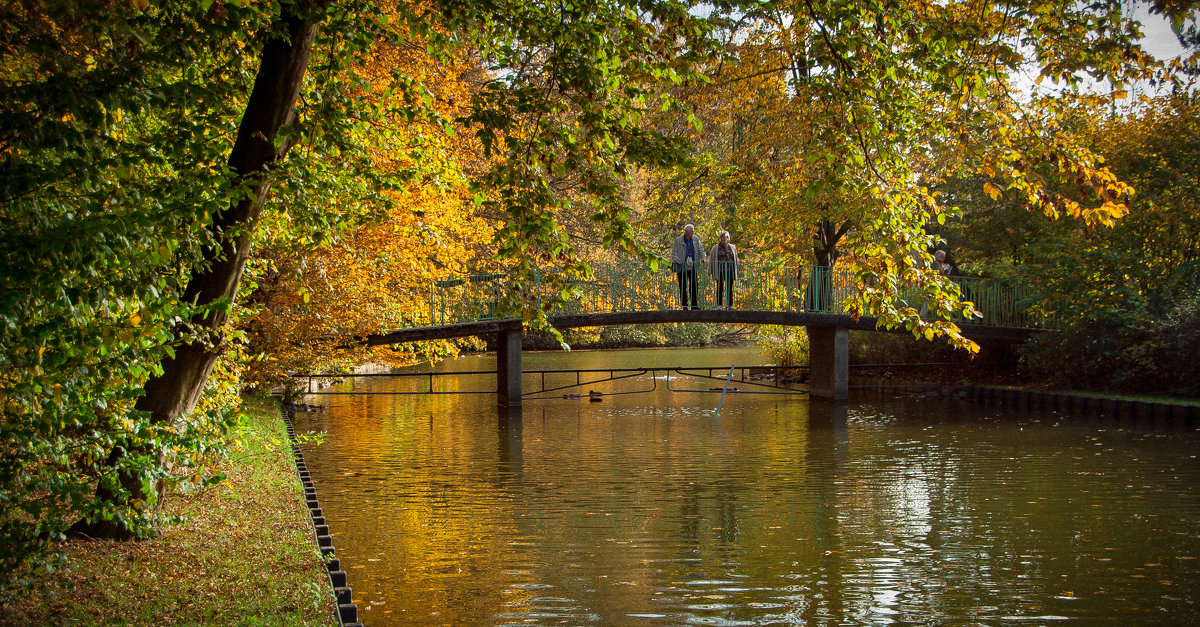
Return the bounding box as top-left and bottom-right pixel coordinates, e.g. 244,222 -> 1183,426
1015,4 -> 1194,99
1135,4 -> 1190,61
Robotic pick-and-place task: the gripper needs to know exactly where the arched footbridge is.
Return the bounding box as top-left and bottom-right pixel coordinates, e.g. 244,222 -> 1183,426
350,263 -> 1048,405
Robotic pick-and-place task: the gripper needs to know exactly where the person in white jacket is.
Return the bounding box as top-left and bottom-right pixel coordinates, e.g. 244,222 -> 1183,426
708,231 -> 739,309
670,224 -> 707,309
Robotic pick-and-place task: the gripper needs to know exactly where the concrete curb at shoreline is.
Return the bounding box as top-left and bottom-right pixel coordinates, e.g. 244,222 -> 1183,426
961,386 -> 1199,428
854,380 -> 1199,429
280,403 -> 363,627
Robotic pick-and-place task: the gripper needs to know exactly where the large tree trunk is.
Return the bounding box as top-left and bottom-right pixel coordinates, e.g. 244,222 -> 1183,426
71,2 -> 330,539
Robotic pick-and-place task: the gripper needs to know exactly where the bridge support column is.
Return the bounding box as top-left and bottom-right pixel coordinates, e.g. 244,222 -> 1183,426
497,326 -> 522,407
807,325 -> 848,401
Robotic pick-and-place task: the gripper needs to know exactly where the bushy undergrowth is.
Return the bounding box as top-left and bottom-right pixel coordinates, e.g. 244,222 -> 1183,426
757,328 -> 987,369
848,331 -> 971,364
597,324 -> 664,347
1021,294 -> 1200,397
759,327 -> 809,366
659,323 -> 722,346
524,324 -> 726,350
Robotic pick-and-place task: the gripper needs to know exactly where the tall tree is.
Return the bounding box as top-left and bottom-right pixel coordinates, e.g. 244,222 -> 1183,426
2,0 -> 324,562
644,0 -> 1169,347
942,93 -> 1200,393
2,0 -> 750,561
63,0 -> 338,539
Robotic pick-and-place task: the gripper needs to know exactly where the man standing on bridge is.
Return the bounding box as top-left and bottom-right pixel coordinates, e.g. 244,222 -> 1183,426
671,224 -> 708,310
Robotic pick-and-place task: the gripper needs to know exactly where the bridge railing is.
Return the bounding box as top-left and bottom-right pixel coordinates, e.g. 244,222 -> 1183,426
951,276 -> 1045,328
427,262 -> 1045,328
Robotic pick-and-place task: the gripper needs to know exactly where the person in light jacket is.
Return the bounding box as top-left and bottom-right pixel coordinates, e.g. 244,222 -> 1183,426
708,231 -> 739,309
671,224 -> 707,309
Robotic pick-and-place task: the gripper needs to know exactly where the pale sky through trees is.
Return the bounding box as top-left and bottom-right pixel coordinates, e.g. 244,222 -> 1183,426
1014,4 -> 1193,99
1136,4 -> 1190,60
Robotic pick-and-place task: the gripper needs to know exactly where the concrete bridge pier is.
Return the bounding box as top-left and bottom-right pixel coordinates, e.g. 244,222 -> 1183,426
807,325 -> 849,402
497,325 -> 523,407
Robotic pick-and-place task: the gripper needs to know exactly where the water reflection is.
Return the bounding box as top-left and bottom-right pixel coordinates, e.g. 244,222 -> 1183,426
497,406 -> 522,482
294,348 -> 1200,625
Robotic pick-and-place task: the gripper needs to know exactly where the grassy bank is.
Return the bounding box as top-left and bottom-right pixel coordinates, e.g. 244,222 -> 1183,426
0,395 -> 334,626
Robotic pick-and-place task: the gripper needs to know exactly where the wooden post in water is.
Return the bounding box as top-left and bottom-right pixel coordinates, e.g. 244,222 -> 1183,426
497,324 -> 523,407
807,325 -> 848,401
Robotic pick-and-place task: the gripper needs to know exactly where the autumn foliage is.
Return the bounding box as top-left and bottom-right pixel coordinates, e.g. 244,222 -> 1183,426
244,6 -> 493,387
2,0 -> 1198,579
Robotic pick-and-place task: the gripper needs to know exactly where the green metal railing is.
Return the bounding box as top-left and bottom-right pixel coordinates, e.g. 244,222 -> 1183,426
425,262 -> 1046,329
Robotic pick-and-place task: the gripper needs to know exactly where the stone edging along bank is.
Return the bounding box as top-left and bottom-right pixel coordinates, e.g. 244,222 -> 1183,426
279,403 -> 363,627
962,386 -> 1199,428
852,379 -> 1198,429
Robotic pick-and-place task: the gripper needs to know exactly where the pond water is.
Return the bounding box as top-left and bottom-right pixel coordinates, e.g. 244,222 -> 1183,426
292,348 -> 1200,625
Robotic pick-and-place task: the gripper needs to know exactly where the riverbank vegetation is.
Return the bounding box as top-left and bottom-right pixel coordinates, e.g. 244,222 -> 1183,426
523,323 -> 752,351
3,0 -> 1199,598
992,97 -> 1199,396
0,396 -> 331,624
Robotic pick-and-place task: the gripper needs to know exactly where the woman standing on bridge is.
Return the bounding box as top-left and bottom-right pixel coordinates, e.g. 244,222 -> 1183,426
709,231 -> 739,309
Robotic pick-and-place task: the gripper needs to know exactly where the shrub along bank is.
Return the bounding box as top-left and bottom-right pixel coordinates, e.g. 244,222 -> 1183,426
0,395 -> 334,626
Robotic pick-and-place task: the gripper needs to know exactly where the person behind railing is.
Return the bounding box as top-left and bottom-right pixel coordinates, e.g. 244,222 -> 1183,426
708,231 -> 739,309
671,224 -> 707,310
934,249 -> 950,275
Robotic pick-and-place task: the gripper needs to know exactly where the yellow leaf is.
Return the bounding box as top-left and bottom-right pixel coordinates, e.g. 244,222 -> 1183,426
983,182 -> 1001,201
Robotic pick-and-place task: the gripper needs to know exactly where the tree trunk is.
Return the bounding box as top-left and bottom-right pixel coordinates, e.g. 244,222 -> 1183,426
802,216 -> 852,312
71,2 -> 329,539
812,216 -> 851,268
